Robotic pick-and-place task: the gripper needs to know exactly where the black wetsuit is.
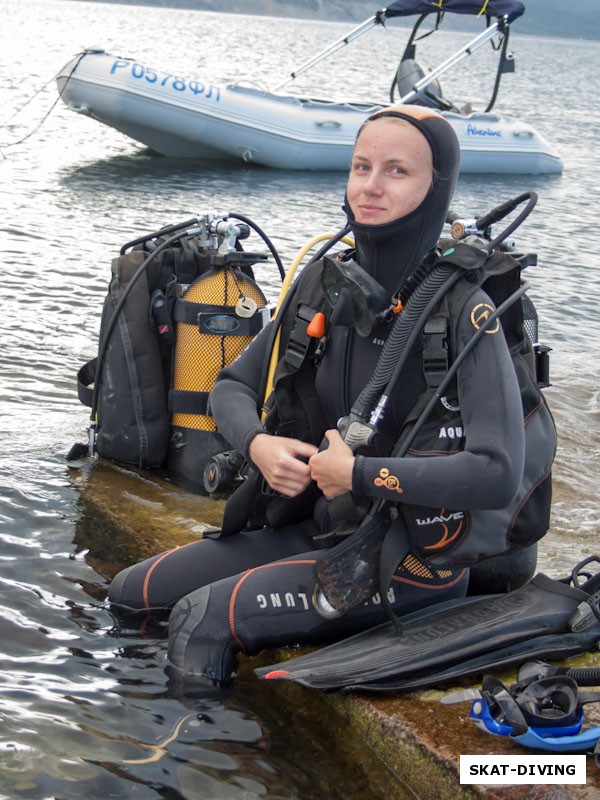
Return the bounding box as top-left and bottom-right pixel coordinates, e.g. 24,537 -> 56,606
108,109 -> 527,684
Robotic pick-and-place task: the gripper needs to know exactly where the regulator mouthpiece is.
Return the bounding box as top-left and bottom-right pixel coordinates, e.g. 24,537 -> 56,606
321,255 -> 390,337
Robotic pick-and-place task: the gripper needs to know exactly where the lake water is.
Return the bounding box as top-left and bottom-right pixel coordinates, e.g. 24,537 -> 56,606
1,1 -> 599,797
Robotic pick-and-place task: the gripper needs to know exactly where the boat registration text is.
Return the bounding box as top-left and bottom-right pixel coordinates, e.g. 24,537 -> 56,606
109,59 -> 221,101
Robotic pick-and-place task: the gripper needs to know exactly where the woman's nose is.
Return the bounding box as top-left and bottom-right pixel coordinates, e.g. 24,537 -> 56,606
363,168 -> 383,194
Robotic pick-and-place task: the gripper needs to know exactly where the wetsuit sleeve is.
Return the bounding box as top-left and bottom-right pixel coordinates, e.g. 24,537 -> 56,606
352,289 -> 525,510
210,323 -> 273,458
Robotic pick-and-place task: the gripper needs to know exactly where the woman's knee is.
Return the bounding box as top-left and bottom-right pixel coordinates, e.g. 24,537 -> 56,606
108,542 -> 204,613
108,526 -> 318,615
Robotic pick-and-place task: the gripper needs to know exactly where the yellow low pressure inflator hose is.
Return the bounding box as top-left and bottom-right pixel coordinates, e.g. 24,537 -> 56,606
261,232 -> 354,419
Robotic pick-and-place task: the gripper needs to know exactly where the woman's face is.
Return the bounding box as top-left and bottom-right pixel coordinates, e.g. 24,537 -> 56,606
347,117 -> 433,226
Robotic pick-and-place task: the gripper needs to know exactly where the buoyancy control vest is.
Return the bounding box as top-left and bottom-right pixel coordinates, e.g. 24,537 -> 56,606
394,238 -> 556,567
72,215 -> 271,491
266,260 -> 331,441
246,233 -> 555,568
309,227 -> 558,619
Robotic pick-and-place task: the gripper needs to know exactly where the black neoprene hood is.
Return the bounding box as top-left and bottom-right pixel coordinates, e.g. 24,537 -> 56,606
345,106 -> 461,295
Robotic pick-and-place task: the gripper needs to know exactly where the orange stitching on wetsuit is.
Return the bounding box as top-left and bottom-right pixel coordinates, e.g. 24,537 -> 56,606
524,396 -> 543,425
228,560 -> 317,652
142,546 -> 181,609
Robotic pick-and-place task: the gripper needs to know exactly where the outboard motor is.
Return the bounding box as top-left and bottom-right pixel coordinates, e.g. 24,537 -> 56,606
393,58 -> 450,110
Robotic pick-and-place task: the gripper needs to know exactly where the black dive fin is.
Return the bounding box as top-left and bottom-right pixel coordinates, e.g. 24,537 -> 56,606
255,572 -> 600,691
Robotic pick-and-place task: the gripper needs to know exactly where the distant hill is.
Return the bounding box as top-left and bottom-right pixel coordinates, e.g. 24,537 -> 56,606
73,0 -> 600,41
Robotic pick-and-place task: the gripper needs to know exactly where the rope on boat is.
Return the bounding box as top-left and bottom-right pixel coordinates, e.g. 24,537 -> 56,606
0,51 -> 86,157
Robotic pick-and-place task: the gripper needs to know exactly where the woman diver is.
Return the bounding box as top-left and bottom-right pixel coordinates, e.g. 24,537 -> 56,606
108,105 -> 531,685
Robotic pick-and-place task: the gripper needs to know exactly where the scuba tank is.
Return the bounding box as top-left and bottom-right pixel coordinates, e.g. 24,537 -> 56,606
168,259 -> 270,488
70,213 -> 281,493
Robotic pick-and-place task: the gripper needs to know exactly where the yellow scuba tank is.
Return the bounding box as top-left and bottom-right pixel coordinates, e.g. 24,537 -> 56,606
167,265 -> 269,490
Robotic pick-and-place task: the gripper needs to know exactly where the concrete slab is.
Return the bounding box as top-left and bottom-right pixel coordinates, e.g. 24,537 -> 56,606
70,456 -> 600,798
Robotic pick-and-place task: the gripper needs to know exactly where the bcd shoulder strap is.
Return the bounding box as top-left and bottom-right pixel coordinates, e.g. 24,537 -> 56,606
266,260 -> 330,443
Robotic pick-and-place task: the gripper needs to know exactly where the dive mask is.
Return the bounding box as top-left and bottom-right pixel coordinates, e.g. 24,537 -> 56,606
321,255 -> 391,337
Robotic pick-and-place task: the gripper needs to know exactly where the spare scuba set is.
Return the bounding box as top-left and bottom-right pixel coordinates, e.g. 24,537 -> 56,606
70,213 -> 281,482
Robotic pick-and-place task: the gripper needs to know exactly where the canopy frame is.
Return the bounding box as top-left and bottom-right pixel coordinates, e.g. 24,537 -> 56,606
272,2 -> 519,111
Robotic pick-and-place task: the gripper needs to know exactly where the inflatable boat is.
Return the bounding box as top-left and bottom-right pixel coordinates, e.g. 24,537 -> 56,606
55,0 -> 563,174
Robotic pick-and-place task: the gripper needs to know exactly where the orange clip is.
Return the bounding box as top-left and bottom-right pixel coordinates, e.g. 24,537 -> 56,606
392,299 -> 403,314
306,311 -> 326,338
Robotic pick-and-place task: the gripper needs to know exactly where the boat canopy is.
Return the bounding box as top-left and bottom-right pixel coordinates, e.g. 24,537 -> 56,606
383,0 -> 525,24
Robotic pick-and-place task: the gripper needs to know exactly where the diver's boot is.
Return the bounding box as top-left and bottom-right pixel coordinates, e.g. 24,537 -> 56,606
168,583 -> 239,685
167,557 -> 344,686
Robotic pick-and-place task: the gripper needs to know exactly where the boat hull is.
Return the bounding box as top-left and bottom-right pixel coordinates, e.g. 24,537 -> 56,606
57,50 -> 563,174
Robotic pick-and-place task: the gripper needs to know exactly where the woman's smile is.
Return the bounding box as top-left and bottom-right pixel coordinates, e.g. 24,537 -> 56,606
347,117 -> 433,225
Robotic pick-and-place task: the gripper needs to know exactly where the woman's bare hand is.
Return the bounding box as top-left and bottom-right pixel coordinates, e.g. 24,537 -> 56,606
308,429 -> 354,497
249,433 -> 318,497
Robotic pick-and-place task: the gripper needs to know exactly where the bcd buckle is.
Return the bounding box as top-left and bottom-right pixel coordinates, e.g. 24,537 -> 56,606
422,314 -> 449,388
